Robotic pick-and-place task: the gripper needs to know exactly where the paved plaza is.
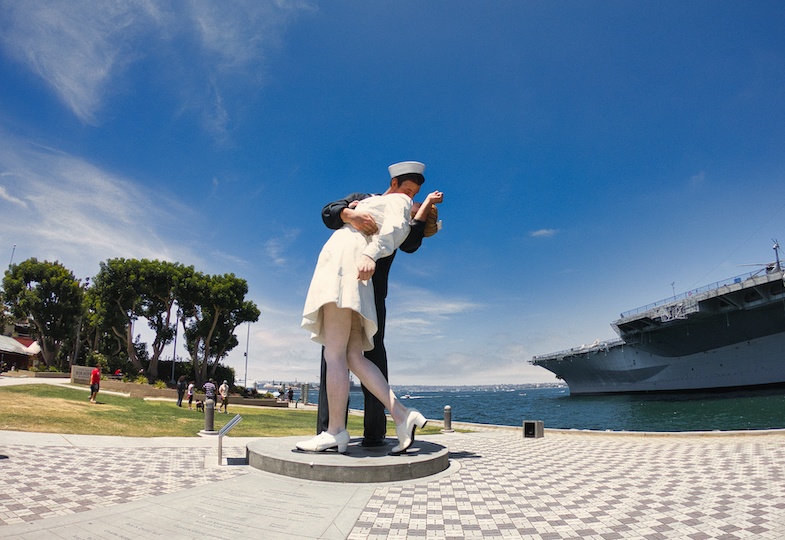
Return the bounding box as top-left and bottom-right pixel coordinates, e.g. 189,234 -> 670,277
2,377 -> 785,538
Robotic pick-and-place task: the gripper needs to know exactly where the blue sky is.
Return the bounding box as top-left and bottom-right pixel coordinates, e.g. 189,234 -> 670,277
2,1 -> 785,386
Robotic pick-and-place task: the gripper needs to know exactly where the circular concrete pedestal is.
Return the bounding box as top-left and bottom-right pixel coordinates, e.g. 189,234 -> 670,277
247,436 -> 449,483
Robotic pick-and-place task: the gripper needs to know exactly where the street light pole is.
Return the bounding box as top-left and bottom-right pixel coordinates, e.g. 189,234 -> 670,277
170,311 -> 179,384
243,322 -> 250,389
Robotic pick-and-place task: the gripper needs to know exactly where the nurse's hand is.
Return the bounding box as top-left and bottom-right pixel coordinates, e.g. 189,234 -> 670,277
358,255 -> 376,281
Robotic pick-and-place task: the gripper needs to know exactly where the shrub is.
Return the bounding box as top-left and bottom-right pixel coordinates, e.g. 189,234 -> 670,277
134,375 -> 148,385
87,352 -> 109,372
153,380 -> 168,389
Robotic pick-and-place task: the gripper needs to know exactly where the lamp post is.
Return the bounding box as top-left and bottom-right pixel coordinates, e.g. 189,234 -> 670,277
243,322 -> 250,390
170,311 -> 179,384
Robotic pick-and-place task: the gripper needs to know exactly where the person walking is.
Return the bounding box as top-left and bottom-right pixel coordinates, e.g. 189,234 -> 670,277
89,366 -> 101,404
187,380 -> 195,410
176,375 -> 187,407
203,379 -> 217,406
218,380 -> 229,414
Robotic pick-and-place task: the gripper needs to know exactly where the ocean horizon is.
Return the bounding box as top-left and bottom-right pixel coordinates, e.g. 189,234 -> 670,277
298,384 -> 785,432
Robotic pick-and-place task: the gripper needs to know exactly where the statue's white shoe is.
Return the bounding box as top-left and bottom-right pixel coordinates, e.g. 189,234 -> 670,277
391,409 -> 427,454
295,430 -> 350,453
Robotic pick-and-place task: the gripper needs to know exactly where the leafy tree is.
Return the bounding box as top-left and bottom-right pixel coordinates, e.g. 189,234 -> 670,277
2,258 -> 84,369
86,351 -> 109,372
4,256 -> 258,383
177,271 -> 259,386
137,260 -> 192,379
0,289 -> 12,331
91,258 -> 192,378
90,258 -> 146,372
84,279 -> 126,364
64,277 -> 91,368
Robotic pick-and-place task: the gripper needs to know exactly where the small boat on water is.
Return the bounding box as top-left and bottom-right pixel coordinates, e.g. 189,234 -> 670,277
532,243 -> 785,395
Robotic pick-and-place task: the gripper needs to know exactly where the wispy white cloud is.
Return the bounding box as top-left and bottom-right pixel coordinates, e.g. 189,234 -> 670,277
0,180 -> 27,208
0,1 -> 162,125
390,284 -> 480,313
186,0 -> 311,70
385,331 -> 555,386
531,228 -> 558,238
401,299 -> 480,316
224,301 -> 321,383
0,132 -> 198,278
0,0 -> 313,131
264,228 -> 301,266
387,316 -> 446,339
210,250 -> 250,270
386,285 -> 481,340
689,171 -> 706,188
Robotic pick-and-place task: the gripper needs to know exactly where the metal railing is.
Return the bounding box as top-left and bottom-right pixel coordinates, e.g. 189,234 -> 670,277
619,267 -> 777,319
532,338 -> 625,362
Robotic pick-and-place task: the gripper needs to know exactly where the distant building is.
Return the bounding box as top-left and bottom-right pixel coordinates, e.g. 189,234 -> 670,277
0,334 -> 40,371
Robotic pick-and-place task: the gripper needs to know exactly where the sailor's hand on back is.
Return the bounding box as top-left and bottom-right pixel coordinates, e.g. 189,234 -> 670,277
341,207 -> 378,235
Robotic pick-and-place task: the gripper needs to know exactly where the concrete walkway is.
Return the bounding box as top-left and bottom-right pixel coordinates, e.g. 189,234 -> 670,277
2,375 -> 785,539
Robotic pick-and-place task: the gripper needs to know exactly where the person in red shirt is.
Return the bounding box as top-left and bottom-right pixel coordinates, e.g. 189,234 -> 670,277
89,367 -> 101,404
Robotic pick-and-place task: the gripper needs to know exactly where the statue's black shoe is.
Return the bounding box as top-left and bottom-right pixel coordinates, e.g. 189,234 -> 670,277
360,438 -> 388,448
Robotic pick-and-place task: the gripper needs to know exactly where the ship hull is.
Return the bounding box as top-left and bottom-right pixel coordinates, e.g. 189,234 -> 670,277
533,267 -> 785,395
535,331 -> 785,395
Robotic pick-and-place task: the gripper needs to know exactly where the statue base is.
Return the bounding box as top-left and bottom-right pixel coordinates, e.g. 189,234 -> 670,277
246,436 -> 449,483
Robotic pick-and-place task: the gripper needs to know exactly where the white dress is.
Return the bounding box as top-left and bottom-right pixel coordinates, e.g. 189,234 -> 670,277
302,193 -> 412,350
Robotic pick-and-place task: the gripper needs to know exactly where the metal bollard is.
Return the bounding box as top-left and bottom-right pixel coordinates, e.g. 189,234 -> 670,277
523,420 -> 544,438
204,398 -> 216,432
442,405 -> 454,433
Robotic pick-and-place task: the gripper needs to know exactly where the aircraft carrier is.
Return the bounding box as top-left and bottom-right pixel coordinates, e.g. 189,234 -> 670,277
532,246 -> 785,395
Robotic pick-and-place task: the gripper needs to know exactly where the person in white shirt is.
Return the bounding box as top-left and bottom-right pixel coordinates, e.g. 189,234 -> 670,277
218,380 -> 229,414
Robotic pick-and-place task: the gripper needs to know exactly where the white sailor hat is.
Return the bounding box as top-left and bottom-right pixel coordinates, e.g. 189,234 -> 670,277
388,161 -> 425,179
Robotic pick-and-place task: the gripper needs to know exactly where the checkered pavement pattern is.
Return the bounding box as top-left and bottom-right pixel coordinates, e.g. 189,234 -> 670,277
350,432 -> 785,539
0,445 -> 247,526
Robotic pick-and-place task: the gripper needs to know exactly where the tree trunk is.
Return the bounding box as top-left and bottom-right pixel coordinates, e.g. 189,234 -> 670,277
147,351 -> 160,378
113,325 -> 142,371
31,320 -> 55,368
40,342 -> 56,368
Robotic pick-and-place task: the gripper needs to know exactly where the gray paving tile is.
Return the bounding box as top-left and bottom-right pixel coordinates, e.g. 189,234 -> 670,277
346,431 -> 785,539
3,420 -> 785,539
0,444 -> 247,526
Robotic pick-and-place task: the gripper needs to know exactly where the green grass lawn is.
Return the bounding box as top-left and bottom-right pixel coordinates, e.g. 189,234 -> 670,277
1,384 -> 445,438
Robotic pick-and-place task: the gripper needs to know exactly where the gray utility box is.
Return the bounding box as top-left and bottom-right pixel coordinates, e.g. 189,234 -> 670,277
523,420 -> 544,438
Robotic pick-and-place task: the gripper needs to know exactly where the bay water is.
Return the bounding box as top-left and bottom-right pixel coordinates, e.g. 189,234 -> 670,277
305,385 -> 785,432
